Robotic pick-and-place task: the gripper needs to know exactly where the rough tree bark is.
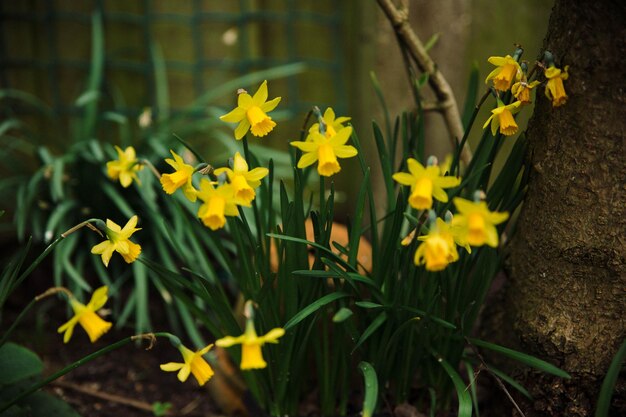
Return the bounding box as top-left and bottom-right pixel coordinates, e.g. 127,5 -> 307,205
498,0 -> 626,416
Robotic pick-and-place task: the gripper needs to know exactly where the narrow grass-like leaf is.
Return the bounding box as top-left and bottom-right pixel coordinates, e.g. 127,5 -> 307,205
467,337 -> 571,379
284,292 -> 349,330
595,338 -> 626,417
352,312 -> 387,353
436,355 -> 473,417
462,62 -> 480,129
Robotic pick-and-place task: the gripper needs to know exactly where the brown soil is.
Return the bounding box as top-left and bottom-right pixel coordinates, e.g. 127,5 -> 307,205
4,285 -> 222,417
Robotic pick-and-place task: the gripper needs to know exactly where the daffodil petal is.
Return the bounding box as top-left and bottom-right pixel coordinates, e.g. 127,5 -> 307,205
261,327 -> 285,343
220,107 -> 246,123
260,97 -> 281,113
160,362 -> 185,372
297,152 -> 319,169
407,158 -> 425,177
334,145 -> 357,159
431,186 -> 449,203
215,335 -> 246,347
87,286 -> 108,311
238,93 -> 253,109
235,119 -> 251,140
177,364 -> 191,382
290,141 -> 318,153
392,172 -> 415,186
252,80 -> 268,106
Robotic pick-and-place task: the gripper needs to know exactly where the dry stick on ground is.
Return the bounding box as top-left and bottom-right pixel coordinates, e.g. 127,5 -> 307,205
52,379 -> 166,414
377,0 -> 473,166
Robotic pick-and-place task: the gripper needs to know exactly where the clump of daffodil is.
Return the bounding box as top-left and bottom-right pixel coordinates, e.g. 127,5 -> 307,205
451,196 -> 509,248
91,216 -> 141,267
196,179 -> 241,230
483,98 -> 523,136
220,80 -> 281,140
216,301 -> 285,370
106,145 -> 144,188
160,339 -> 215,386
542,52 -> 569,107
57,286 -> 112,343
214,152 -> 268,205
290,125 -> 357,177
392,157 -> 461,210
308,107 -> 351,139
160,150 -> 198,202
413,214 -> 463,271
511,63 -> 541,105
485,49 -> 523,92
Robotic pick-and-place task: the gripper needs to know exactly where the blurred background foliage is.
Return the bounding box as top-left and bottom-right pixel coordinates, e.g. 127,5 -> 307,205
0,0 -> 553,333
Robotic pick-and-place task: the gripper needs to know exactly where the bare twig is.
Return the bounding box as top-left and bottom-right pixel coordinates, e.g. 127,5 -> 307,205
464,337 -> 527,417
53,379 -> 169,415
377,0 -> 472,165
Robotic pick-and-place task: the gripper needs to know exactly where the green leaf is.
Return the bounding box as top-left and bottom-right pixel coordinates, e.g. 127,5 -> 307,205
352,312 -> 387,353
487,366 -> 532,400
0,343 -> 43,385
74,90 -> 100,107
359,361 -> 378,417
283,292 -> 349,330
355,301 -> 382,309
468,337 -> 571,379
424,32 -> 440,51
22,392 -> 82,417
436,355 -> 473,417
595,338 -> 626,417
462,62 -> 480,130
332,307 -> 353,323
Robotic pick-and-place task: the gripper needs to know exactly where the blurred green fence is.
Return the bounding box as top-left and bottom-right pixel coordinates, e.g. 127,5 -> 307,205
0,0 -> 348,122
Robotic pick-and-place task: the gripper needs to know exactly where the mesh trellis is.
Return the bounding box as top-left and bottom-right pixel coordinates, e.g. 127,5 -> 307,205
0,0 -> 348,122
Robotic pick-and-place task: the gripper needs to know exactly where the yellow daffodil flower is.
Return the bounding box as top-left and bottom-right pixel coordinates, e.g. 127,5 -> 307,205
160,150 -> 197,202
308,107 -> 351,139
290,126 -> 357,177
214,152 -> 269,205
106,146 -> 143,188
220,80 -> 281,140
160,343 -> 214,386
414,218 -> 459,271
483,99 -> 523,136
392,158 -> 461,210
511,80 -> 541,105
544,65 -> 569,107
91,216 -> 141,267
451,197 -> 509,248
216,321 -> 285,370
57,286 -> 112,343
196,179 -> 240,230
485,55 -> 522,92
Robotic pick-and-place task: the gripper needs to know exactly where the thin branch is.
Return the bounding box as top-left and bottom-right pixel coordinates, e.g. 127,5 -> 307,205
377,0 -> 472,165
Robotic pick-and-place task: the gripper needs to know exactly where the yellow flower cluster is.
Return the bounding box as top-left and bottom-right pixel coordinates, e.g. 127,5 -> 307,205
290,107 -> 358,177
393,156 -> 508,272
161,300 -> 285,387
484,50 -> 568,137
410,198 -> 508,272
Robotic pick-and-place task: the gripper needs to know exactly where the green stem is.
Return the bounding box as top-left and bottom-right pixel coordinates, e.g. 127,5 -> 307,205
451,89 -> 491,176
0,332 -> 173,412
1,287 -> 73,348
0,298 -> 36,348
10,218 -> 101,295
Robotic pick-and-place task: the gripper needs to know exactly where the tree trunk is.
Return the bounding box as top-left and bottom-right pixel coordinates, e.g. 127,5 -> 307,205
499,0 -> 626,416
